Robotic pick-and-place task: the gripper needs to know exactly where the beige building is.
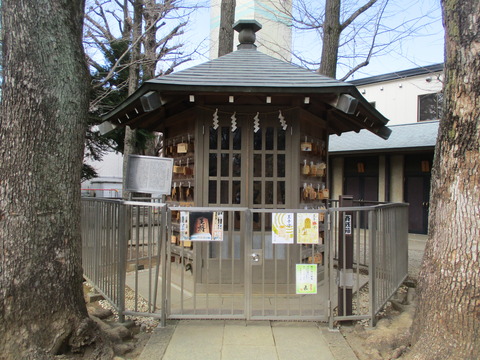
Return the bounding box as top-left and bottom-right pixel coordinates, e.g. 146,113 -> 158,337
329,64 -> 443,234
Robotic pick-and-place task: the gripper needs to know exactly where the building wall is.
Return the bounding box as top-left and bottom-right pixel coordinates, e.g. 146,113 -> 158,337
356,73 -> 443,125
210,0 -> 292,61
330,154 -> 405,203
82,151 -> 123,195
389,155 -> 404,203
330,69 -> 442,233
378,155 -> 386,202
331,157 -> 344,201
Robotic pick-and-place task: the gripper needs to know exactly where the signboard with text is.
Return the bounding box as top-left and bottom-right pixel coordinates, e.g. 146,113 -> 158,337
296,264 -> 318,294
125,155 -> 173,195
344,214 -> 352,235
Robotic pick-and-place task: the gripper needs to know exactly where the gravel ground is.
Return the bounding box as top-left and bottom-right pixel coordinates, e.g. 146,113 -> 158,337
407,235 -> 427,281
98,287 -> 160,333
340,234 -> 428,359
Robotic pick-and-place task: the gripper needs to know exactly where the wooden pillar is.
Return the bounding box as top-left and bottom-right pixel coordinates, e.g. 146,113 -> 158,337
338,195 -> 353,317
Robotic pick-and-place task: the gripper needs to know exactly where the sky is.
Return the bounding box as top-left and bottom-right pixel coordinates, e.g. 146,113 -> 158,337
180,0 -> 445,80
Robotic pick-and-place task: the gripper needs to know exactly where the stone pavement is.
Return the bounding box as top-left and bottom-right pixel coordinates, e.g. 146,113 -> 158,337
138,320 -> 358,360
135,234 -> 428,359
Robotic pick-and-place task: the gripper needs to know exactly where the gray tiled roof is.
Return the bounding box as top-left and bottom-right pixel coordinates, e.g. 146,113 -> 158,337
147,49 -> 350,91
349,63 -> 443,86
329,120 -> 439,153
102,46 -> 391,139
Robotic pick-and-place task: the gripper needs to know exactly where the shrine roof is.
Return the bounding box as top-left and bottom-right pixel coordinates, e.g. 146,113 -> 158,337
102,20 -> 392,140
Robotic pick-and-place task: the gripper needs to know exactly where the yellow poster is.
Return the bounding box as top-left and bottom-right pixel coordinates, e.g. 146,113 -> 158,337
297,213 -> 319,244
272,213 -> 294,244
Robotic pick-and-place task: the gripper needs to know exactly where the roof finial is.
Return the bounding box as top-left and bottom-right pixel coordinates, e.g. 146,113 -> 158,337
233,20 -> 262,50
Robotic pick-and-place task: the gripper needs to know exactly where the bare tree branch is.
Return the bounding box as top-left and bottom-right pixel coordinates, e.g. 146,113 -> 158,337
340,0 -> 379,31
263,0 -> 442,79
339,0 -> 388,80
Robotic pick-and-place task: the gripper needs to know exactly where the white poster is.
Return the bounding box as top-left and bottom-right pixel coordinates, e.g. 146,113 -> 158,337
179,211 -> 190,241
211,212 -> 224,242
272,213 -> 294,244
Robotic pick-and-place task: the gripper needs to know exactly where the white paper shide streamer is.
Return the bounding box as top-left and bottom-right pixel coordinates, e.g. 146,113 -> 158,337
253,112 -> 260,133
231,112 -> 237,132
213,108 -> 219,130
279,110 -> 287,130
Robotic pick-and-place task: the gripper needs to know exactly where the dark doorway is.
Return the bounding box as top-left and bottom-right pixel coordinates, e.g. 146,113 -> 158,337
404,154 -> 433,234
343,156 -> 379,203
343,156 -> 379,228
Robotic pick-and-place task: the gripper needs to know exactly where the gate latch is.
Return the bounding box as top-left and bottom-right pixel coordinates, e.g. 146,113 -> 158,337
251,250 -> 263,265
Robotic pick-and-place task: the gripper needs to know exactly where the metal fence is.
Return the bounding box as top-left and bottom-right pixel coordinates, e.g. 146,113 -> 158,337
327,203 -> 409,326
81,198 -> 167,323
81,198 -> 408,327
82,199 -> 126,314
370,204 -> 409,317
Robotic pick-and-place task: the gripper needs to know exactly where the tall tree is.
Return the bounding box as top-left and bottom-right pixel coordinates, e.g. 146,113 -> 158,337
408,0 -> 480,358
319,0 -> 378,78
217,0 -> 236,57
123,0 -> 145,198
268,0 -> 441,79
84,0 -> 195,197
0,0 -> 110,358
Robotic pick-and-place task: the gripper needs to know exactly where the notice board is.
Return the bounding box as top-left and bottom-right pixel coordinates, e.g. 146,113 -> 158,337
125,154 -> 173,195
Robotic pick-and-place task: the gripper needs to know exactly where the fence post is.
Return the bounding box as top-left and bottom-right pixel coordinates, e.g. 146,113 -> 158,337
152,204 -> 165,326
118,202 -> 127,323
338,195 -> 353,318
327,210 -> 335,329
244,208 -> 252,318
160,205 -> 168,327
93,202 -> 101,287
369,208 -> 377,327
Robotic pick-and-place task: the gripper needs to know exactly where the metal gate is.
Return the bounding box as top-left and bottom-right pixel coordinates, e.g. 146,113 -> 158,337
246,209 -> 329,320
165,207 -> 329,321
81,199 -> 408,327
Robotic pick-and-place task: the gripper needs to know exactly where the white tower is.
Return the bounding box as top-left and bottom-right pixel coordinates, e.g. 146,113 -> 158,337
210,0 -> 293,61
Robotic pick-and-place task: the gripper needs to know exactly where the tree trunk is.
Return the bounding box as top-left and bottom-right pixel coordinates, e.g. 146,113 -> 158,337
122,0 -> 143,200
218,0 -> 236,57
0,1 -> 109,358
143,0 -> 158,81
318,0 -> 341,78
142,0 -> 163,158
408,0 -> 480,358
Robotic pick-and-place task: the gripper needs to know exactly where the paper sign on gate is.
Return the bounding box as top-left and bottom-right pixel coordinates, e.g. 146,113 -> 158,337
211,212 -> 224,242
296,264 -> 317,294
272,213 -> 294,244
180,211 -> 224,242
297,213 -> 319,244
179,212 -> 190,241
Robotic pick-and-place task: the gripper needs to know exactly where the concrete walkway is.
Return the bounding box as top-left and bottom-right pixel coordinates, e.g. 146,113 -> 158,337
136,234 -> 428,359
138,320 -> 358,360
